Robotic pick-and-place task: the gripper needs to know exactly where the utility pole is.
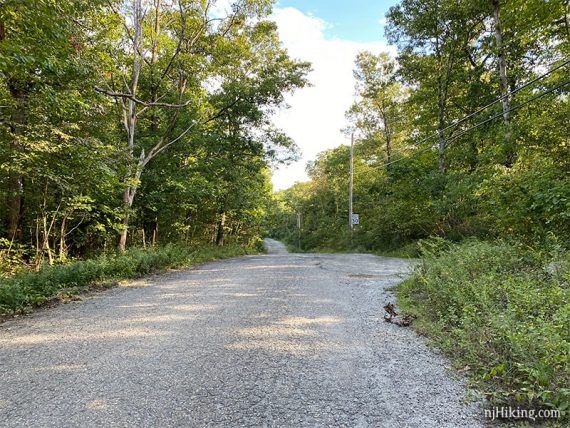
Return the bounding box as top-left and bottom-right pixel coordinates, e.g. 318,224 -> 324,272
349,133 -> 354,234
297,212 -> 301,251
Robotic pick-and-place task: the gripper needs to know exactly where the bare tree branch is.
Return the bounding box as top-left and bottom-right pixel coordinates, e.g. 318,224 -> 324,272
142,97 -> 243,166
95,87 -> 193,108
105,0 -> 152,68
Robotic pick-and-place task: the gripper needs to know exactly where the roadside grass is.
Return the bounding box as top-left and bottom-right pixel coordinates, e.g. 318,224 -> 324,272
0,243 -> 259,317
372,241 -> 420,259
283,242 -> 302,253
394,238 -> 569,421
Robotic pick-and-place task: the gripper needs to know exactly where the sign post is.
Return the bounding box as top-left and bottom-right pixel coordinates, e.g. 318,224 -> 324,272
296,213 -> 301,251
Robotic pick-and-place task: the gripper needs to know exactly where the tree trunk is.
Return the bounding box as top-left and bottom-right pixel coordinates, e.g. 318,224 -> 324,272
491,0 -> 514,166
42,213 -> 53,265
5,94 -> 26,240
434,33 -> 449,175
118,0 -> 143,251
565,2 -> 570,42
34,218 -> 41,270
118,214 -> 130,251
437,76 -> 446,173
118,184 -> 137,251
5,172 -> 23,240
149,0 -> 161,132
216,212 -> 226,246
58,216 -> 67,261
152,217 -> 158,246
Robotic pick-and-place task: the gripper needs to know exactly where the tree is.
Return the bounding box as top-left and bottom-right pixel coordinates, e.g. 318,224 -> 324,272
0,0 -> 309,269
386,0 -> 486,173
347,51 -> 407,164
0,0 -> 123,266
97,0 -> 309,250
490,0 -> 513,166
269,0 -> 570,254
0,0 -> 100,240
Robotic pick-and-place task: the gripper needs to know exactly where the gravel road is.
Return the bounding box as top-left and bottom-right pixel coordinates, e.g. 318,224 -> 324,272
0,239 -> 483,427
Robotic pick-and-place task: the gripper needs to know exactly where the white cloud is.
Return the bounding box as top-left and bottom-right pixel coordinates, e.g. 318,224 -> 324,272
270,7 -> 396,190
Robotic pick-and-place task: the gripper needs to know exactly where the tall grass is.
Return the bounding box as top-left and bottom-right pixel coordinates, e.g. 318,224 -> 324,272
395,238 -> 569,416
0,243 -> 257,316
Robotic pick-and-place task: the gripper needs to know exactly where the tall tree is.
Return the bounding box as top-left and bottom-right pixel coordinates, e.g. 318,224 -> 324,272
347,51 -> 406,164
0,0 -> 98,240
491,0 -> 511,135
0,0 -> 121,266
386,0 -> 486,173
97,0 -> 308,250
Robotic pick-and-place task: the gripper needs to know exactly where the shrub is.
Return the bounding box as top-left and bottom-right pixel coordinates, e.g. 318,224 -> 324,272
0,243 -> 254,316
395,239 -> 570,415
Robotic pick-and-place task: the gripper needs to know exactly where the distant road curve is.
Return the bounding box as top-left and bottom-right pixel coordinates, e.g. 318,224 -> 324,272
264,237 -> 289,254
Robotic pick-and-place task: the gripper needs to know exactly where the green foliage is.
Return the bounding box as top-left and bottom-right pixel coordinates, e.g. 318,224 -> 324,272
269,0 -> 570,253
477,158 -> 570,240
0,243 -> 256,316
395,239 -> 570,414
0,0 -> 308,269
0,238 -> 31,274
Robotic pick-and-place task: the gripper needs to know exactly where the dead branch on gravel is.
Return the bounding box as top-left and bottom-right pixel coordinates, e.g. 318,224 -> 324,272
383,302 -> 417,327
383,302 -> 398,321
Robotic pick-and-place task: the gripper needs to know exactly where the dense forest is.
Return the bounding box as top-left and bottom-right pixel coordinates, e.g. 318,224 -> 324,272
269,0 -> 570,253
0,0 -> 308,272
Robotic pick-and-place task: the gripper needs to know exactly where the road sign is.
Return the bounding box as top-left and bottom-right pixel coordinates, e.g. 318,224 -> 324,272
351,214 -> 359,225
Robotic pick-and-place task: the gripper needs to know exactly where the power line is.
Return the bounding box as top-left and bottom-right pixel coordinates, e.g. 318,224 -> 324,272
361,56 -> 570,166
441,79 -> 570,148
443,57 -> 569,133
379,78 -> 570,169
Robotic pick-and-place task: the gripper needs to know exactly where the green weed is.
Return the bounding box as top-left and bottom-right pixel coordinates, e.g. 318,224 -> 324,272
395,239 -> 569,418
0,243 -> 256,317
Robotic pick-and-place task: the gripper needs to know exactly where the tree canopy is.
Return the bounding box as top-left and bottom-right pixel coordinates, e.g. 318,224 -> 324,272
0,0 -> 309,270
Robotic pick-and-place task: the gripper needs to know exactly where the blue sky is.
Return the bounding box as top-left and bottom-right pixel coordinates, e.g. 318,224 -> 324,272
268,1 -> 398,190
276,0 -> 398,43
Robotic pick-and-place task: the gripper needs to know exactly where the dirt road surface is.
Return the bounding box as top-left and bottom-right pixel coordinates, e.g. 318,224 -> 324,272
0,239 -> 482,427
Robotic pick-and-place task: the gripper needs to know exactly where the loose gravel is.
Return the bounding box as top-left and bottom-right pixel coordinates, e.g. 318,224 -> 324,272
0,239 -> 483,427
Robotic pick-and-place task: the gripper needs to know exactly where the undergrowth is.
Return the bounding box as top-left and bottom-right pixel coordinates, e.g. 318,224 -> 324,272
0,243 -> 257,317
395,238 -> 569,422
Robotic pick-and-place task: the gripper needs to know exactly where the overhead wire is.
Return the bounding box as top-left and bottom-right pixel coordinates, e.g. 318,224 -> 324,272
359,56 -> 570,168
379,77 -> 570,168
